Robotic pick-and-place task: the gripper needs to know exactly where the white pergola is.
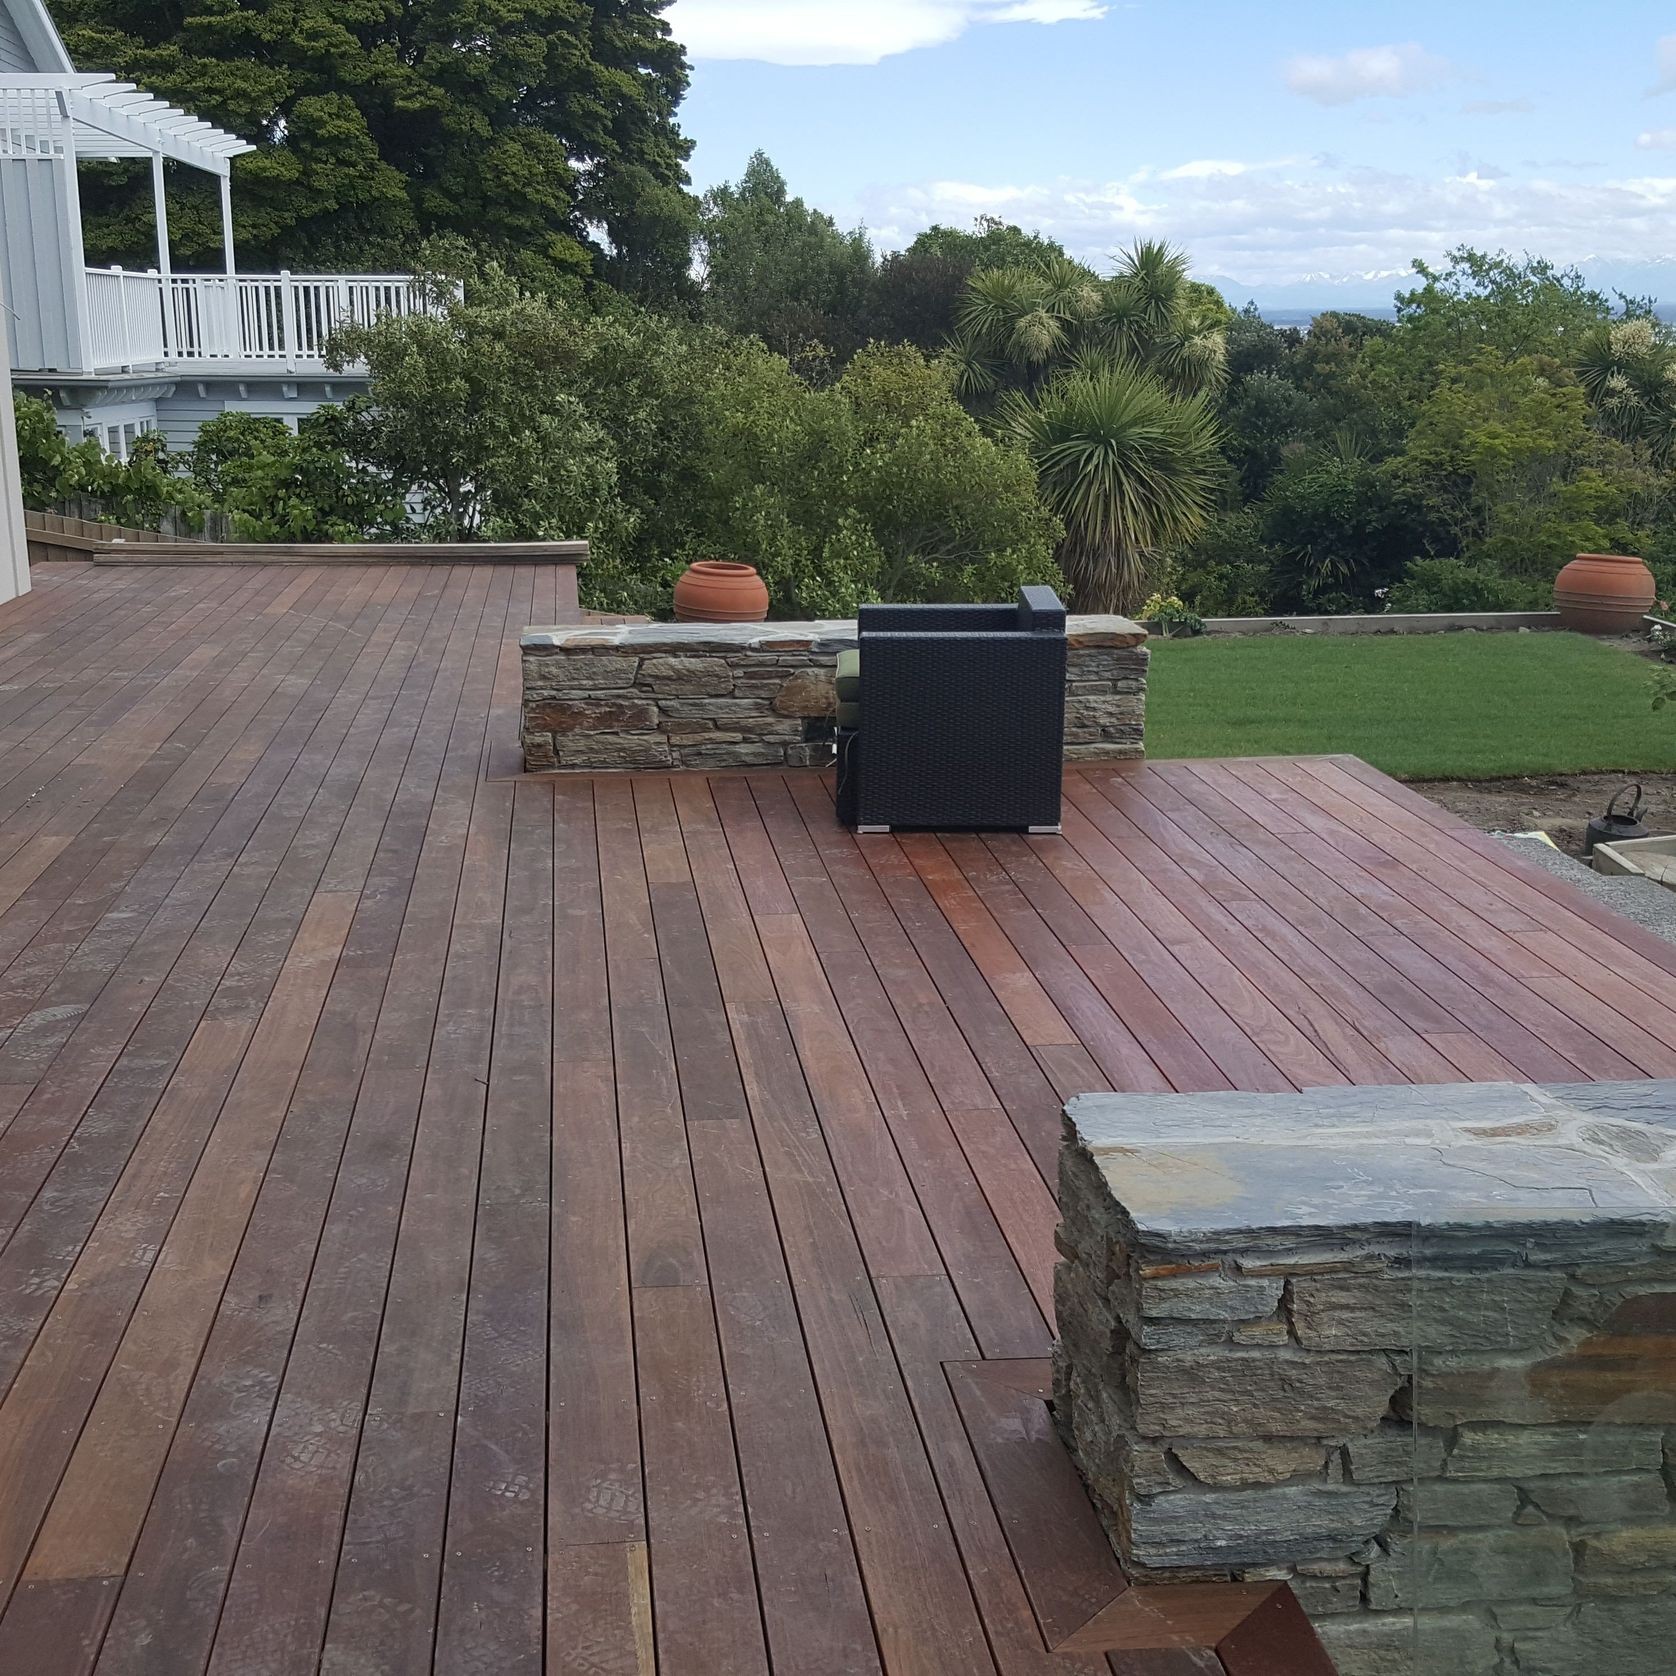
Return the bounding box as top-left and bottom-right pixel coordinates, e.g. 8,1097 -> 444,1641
0,72 -> 255,276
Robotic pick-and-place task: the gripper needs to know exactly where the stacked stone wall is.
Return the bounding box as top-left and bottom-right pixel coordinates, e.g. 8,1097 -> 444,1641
520,618 -> 1149,773
1055,1083 -> 1676,1676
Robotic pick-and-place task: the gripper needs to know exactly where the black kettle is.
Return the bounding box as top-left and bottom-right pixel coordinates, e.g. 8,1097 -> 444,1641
1584,784 -> 1648,855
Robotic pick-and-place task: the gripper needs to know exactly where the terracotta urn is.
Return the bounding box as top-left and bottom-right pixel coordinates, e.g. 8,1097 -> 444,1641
673,561 -> 771,624
1553,553 -> 1656,635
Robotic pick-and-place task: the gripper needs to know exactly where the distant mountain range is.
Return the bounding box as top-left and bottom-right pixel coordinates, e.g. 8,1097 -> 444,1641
1207,257 -> 1676,326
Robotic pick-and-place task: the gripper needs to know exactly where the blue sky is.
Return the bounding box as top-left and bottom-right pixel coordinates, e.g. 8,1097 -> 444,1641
668,1 -> 1676,297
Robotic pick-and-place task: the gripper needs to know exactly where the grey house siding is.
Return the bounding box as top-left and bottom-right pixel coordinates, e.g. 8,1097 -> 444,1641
0,158 -> 77,371
153,379 -> 371,452
0,8 -> 33,71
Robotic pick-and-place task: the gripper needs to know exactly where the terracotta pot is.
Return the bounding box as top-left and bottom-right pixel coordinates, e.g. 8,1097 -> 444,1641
1553,553 -> 1656,635
673,560 -> 771,624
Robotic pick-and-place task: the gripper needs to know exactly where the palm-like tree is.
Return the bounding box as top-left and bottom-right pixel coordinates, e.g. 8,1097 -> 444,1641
1575,317 -> 1676,464
1004,365 -> 1221,616
953,241 -> 1227,403
951,241 -> 1227,613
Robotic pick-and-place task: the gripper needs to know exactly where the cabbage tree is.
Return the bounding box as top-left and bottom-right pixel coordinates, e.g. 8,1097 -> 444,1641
1004,363 -> 1221,615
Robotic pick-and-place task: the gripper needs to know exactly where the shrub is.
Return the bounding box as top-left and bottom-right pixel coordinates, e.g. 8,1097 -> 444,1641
188,408 -> 405,541
1385,558 -> 1548,614
13,393 -> 201,526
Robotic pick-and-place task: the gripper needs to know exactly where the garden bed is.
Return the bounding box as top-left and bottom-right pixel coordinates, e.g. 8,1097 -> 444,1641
1413,773 -> 1676,857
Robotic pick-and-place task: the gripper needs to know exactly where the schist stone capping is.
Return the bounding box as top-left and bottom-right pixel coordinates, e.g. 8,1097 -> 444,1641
1054,1080 -> 1676,1676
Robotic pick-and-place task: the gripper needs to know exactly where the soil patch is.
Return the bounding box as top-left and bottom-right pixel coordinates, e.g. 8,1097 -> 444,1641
1409,772 -> 1676,858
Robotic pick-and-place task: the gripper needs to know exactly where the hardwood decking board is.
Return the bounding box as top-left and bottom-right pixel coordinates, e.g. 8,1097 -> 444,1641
198,565 -> 515,1675
87,582 -> 456,1676
433,774 -> 551,1676
672,775 -> 997,1676
746,781 -> 1050,1353
1215,760 -> 1645,1081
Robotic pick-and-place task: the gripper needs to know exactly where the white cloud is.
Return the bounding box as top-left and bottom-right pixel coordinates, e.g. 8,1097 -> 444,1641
858,157 -> 1676,290
1285,43 -> 1455,106
1159,159 -> 1253,180
1638,129 -> 1676,150
1654,34 -> 1676,94
667,0 -> 1105,66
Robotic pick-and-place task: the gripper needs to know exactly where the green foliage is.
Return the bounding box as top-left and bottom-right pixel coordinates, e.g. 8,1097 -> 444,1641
302,253 -> 1056,618
1223,371 -> 1317,499
1575,316 -> 1676,464
697,153 -> 875,376
187,409 -> 404,541
1259,456 -> 1432,614
1171,243 -> 1676,622
952,241 -> 1228,408
868,219 -> 1068,355
952,243 -> 1228,615
1140,594 -> 1205,637
1005,363 -> 1221,615
653,339 -> 1059,618
12,394 -> 200,525
1363,248 -> 1614,410
14,394 -> 76,508
1167,507 -> 1280,617
1385,558 -> 1547,613
49,0 -> 697,296
324,259 -> 632,546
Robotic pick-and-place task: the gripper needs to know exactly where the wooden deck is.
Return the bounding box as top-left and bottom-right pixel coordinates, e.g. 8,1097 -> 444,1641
0,560 -> 1673,1674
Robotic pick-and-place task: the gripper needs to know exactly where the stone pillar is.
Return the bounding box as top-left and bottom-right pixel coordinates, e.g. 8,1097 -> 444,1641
1055,1081 -> 1676,1676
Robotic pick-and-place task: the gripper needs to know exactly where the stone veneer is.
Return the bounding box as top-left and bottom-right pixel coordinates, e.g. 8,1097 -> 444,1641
1055,1081 -> 1676,1676
520,616 -> 1148,773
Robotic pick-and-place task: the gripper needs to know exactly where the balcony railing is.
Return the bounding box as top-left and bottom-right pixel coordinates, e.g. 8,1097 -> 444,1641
83,268 -> 421,376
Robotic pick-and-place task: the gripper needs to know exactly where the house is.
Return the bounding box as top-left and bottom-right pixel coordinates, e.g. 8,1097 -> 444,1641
0,0 -> 418,456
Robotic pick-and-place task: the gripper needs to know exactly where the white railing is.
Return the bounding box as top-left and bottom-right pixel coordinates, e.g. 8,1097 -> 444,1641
84,266 -> 169,371
83,268 -> 420,375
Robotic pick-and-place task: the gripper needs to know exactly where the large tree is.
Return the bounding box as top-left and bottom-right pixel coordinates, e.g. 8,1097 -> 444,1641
696,151 -> 875,376
48,0 -> 698,297
866,217 -> 1068,353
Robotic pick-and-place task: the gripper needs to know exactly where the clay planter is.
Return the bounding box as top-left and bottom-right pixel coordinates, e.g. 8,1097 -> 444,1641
673,561 -> 770,624
1554,553 -> 1656,635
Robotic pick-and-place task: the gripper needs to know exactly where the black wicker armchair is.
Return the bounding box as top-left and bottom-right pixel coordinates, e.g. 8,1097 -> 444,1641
834,585 -> 1067,833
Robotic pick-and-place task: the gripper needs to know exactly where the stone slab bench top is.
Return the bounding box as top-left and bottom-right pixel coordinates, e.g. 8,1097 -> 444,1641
1066,1080 -> 1676,1251
521,613 -> 1149,652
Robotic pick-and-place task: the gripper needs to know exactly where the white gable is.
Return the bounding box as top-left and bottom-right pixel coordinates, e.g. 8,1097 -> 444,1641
0,0 -> 71,74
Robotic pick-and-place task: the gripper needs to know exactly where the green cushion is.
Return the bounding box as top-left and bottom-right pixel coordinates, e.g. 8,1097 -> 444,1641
836,698 -> 862,730
835,648 -> 861,702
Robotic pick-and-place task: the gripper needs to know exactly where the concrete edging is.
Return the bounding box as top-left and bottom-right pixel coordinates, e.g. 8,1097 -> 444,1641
1153,611 -> 1563,637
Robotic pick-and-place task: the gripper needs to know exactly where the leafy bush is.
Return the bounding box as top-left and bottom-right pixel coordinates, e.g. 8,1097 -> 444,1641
1259,457 -> 1433,614
1140,594 -> 1206,636
1169,508 -> 1280,617
188,409 -> 406,541
1385,558 -> 1547,614
13,393 -> 201,526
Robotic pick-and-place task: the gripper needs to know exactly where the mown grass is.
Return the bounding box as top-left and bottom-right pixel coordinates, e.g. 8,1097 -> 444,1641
1145,631 -> 1676,780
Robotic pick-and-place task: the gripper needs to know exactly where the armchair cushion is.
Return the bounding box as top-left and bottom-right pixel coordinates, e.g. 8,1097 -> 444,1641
835,648 -> 862,703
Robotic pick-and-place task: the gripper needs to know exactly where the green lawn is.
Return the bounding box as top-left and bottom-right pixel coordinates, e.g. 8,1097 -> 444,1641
1145,631 -> 1676,779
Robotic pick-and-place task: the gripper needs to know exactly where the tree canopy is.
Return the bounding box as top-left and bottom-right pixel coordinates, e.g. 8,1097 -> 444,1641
696,151 -> 875,374
48,0 -> 698,296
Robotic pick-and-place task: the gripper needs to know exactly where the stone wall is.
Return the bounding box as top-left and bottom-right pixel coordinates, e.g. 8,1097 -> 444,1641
520,617 -> 1149,773
1054,1081 -> 1676,1676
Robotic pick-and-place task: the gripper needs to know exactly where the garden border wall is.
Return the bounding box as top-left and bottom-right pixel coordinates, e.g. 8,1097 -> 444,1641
520,615 -> 1149,773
